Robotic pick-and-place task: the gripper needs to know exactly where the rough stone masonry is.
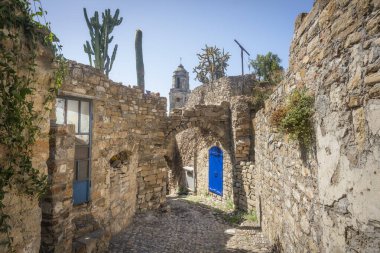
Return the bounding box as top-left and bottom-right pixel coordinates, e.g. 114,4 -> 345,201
167,0 -> 380,252
1,15 -> 169,251
254,0 -> 380,251
40,61 -> 169,252
1,0 -> 379,252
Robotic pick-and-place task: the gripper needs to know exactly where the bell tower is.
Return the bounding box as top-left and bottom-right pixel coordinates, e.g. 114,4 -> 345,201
169,63 -> 191,111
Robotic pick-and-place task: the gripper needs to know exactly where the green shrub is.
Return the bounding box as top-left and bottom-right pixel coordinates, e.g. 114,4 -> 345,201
251,87 -> 274,112
177,186 -> 189,195
226,198 -> 234,211
223,212 -> 243,224
271,88 -> 314,147
223,210 -> 257,224
270,106 -> 288,127
243,211 -> 257,222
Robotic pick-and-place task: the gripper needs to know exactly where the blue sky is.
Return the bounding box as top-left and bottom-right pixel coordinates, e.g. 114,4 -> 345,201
41,0 -> 314,98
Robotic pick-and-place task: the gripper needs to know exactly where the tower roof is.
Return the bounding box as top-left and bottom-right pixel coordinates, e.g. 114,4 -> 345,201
174,64 -> 188,74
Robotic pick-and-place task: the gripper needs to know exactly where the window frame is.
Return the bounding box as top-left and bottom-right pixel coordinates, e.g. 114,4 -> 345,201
56,96 -> 93,205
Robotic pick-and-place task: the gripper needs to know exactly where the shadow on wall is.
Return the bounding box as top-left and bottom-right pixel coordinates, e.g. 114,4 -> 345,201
166,127 -> 235,201
165,135 -> 185,194
167,103 -> 253,206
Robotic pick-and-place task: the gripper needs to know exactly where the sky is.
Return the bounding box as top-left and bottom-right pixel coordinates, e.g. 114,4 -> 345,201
40,0 -> 314,99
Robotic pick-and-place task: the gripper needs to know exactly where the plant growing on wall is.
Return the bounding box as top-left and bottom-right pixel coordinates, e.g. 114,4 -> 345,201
250,87 -> 274,112
0,0 -> 66,249
83,8 -> 123,77
249,52 -> 284,83
193,45 -> 230,84
270,88 -> 314,147
135,29 -> 145,91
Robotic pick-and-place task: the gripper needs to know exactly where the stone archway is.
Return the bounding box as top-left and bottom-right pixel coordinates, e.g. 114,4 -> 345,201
166,103 -> 235,199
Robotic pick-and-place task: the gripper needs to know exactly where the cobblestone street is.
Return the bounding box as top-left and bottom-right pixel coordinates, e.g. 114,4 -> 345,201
109,196 -> 271,253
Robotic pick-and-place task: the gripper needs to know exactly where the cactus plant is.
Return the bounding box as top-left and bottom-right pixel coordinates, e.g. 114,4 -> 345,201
135,29 -> 145,91
193,45 -> 230,84
83,8 -> 123,77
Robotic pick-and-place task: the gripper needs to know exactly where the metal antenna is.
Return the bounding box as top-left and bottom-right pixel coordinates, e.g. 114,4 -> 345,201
234,39 -> 250,92
234,39 -> 250,76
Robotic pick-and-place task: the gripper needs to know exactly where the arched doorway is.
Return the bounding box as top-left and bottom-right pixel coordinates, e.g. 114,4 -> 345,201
208,146 -> 223,196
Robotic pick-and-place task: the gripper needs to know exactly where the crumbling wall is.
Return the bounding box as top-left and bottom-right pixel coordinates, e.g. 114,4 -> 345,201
185,75 -> 256,108
183,76 -> 272,210
38,61 -> 169,251
41,124 -> 75,252
1,27 -> 168,250
170,75 -> 273,211
0,17 -> 55,253
59,60 -> 168,218
235,161 -> 256,212
174,128 -> 234,199
254,0 -> 380,251
167,104 -> 234,199
254,105 -> 321,251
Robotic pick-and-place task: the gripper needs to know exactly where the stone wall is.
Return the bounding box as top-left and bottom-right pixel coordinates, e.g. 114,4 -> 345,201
0,16 -> 55,252
176,76 -> 272,210
47,61 -> 169,249
3,1 -> 379,252
253,0 -> 380,251
185,75 -> 256,108
168,76 -> 275,210
235,161 -> 256,212
174,129 -> 234,199
167,104 -> 234,199
41,124 -> 75,252
254,107 -> 321,251
1,16 -> 169,250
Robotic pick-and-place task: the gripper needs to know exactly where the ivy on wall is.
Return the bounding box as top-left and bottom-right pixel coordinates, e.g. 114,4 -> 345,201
0,0 -> 66,250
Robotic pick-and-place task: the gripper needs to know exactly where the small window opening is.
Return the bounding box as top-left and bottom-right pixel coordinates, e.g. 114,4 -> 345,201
110,150 -> 131,168
176,77 -> 181,88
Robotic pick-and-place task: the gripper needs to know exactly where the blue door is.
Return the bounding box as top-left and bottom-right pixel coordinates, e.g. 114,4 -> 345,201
209,146 -> 223,196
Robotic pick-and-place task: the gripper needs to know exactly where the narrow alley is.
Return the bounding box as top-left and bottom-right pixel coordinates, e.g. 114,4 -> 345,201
109,196 -> 271,253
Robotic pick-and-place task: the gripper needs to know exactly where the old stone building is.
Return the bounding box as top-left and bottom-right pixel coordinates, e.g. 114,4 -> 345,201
166,0 -> 380,252
167,75 -> 274,211
1,0 -> 379,252
169,64 -> 191,111
39,61 -> 169,252
0,8 -> 168,251
253,0 -> 380,251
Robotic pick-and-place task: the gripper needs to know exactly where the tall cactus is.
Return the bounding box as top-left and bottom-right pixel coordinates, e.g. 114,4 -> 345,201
135,29 -> 145,91
83,8 -> 123,77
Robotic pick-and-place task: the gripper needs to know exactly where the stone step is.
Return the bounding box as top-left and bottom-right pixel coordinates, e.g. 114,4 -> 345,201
73,215 -> 101,239
74,223 -> 97,239
72,229 -> 109,253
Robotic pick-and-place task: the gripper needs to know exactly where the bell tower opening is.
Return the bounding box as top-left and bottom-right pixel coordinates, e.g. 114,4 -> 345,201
169,62 -> 191,112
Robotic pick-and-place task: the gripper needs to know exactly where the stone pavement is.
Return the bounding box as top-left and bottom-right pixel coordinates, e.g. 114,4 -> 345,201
109,196 -> 272,253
